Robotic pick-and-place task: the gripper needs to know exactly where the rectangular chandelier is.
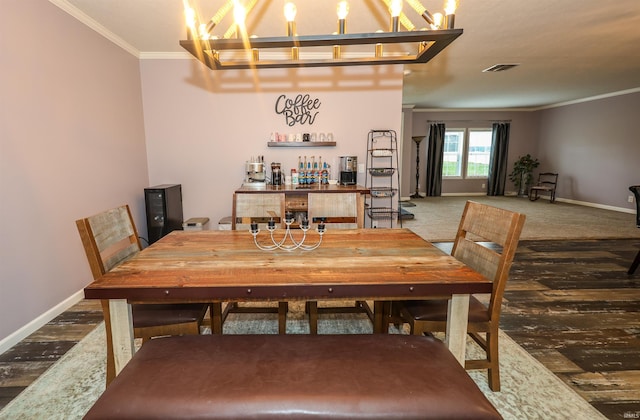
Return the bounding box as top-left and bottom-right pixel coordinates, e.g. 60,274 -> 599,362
180,1 -> 463,71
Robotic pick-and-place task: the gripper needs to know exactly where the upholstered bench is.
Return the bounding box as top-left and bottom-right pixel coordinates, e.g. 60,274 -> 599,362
84,334 -> 502,419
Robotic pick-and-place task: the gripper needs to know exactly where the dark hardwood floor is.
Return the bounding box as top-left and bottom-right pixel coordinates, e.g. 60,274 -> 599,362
0,238 -> 639,419
500,239 -> 640,420
0,300 -> 104,409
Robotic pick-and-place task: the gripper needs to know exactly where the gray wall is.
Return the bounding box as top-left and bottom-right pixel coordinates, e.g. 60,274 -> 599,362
537,92 -> 639,210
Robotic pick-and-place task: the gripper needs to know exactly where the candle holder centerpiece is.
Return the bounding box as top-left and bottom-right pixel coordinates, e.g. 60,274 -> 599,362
250,212 -> 325,251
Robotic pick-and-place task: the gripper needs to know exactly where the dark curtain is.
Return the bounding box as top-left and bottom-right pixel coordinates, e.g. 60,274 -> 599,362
425,123 -> 445,196
487,122 -> 510,196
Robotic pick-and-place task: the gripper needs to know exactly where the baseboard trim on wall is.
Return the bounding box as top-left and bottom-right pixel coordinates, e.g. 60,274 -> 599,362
441,193 -> 488,197
0,290 -> 85,355
403,193 -> 635,214
555,197 -> 635,214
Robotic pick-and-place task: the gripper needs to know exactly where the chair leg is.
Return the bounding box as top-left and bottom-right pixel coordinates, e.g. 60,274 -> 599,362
101,300 -> 116,386
308,301 -> 318,334
629,249 -> 640,275
278,302 -> 288,334
381,302 -> 405,333
380,302 -> 390,334
486,330 -> 500,392
210,302 -> 223,334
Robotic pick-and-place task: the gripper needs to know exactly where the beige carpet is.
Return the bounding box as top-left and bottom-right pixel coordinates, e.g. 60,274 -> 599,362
0,306 -> 605,420
402,196 -> 640,242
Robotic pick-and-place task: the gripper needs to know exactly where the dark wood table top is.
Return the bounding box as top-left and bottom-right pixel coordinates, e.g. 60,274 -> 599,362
84,229 -> 491,302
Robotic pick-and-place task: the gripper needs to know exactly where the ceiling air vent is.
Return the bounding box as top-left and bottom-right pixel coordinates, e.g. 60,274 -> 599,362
482,64 -> 520,72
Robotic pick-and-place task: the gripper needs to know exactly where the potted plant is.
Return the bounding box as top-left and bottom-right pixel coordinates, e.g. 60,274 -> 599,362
509,154 -> 539,196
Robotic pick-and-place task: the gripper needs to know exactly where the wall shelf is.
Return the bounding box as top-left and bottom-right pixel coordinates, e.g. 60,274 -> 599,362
268,142 -> 336,147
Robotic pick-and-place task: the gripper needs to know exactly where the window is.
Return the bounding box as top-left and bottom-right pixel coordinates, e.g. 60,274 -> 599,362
443,130 -> 464,177
443,128 -> 492,178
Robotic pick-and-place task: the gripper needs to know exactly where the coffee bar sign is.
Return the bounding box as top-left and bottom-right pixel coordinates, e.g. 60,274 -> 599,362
275,94 -> 321,126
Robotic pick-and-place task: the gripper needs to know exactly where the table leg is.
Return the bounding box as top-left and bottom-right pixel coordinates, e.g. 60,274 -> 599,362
445,294 -> 470,366
109,299 -> 135,375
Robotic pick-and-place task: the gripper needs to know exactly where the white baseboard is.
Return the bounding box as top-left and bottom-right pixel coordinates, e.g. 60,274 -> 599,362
556,197 -> 635,214
0,290 -> 85,355
402,193 -> 634,214
441,192 -> 487,197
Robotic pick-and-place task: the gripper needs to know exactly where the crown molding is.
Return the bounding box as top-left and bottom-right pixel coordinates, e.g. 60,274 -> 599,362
49,0 -> 140,58
532,87 -> 640,111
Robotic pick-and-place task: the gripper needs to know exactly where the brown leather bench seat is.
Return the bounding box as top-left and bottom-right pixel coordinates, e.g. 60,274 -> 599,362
85,334 -> 502,419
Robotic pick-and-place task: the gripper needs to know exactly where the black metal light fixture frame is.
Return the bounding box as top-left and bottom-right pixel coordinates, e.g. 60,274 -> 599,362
180,29 -> 462,70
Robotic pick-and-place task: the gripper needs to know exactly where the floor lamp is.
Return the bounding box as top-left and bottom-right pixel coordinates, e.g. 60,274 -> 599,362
411,136 -> 424,199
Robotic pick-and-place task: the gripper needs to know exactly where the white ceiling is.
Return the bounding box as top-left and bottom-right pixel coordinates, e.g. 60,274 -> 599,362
54,0 -> 640,110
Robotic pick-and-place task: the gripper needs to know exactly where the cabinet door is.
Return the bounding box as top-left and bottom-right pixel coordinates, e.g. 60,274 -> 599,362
308,193 -> 361,229
233,193 -> 285,230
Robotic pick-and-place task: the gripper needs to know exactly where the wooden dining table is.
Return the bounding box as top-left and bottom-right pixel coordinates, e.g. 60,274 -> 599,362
84,228 -> 492,377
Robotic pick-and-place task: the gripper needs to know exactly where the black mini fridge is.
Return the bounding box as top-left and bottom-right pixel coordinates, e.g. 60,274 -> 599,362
144,184 -> 183,244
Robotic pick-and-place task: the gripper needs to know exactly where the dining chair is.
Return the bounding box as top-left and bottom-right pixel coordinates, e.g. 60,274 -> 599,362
306,193 -> 373,334
388,200 -> 526,391
227,193 -> 288,334
76,205 -> 209,386
628,185 -> 640,275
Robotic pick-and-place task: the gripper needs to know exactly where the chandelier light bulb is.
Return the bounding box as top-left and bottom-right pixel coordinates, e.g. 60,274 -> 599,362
406,0 -> 426,15
337,1 -> 348,34
406,0 -> 435,26
233,1 -> 246,26
198,23 -> 210,39
284,2 -> 297,22
443,0 -> 457,28
184,6 -> 196,29
336,1 -> 349,19
432,12 -> 443,29
389,0 -> 403,17
444,0 -> 458,15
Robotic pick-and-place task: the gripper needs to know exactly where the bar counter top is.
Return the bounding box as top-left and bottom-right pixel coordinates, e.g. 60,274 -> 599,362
236,183 -> 370,194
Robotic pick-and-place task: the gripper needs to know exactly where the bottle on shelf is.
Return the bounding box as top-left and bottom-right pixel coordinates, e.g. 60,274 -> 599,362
299,156 -> 306,185
313,156 -> 320,184
307,156 -> 314,185
321,161 -> 329,184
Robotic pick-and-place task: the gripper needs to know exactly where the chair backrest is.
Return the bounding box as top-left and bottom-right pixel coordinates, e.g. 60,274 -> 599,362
233,193 -> 285,230
307,193 -> 358,229
76,205 -> 142,280
537,172 -> 558,188
451,201 -> 526,321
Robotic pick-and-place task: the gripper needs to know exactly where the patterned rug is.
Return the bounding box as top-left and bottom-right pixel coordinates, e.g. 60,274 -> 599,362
0,303 -> 604,420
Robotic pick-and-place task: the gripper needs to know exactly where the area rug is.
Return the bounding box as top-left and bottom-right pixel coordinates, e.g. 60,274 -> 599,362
402,196 -> 639,242
0,304 -> 604,420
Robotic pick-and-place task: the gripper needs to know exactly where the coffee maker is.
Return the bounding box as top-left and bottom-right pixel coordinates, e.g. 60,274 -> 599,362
339,156 -> 357,185
271,162 -> 282,186
245,159 -> 265,183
